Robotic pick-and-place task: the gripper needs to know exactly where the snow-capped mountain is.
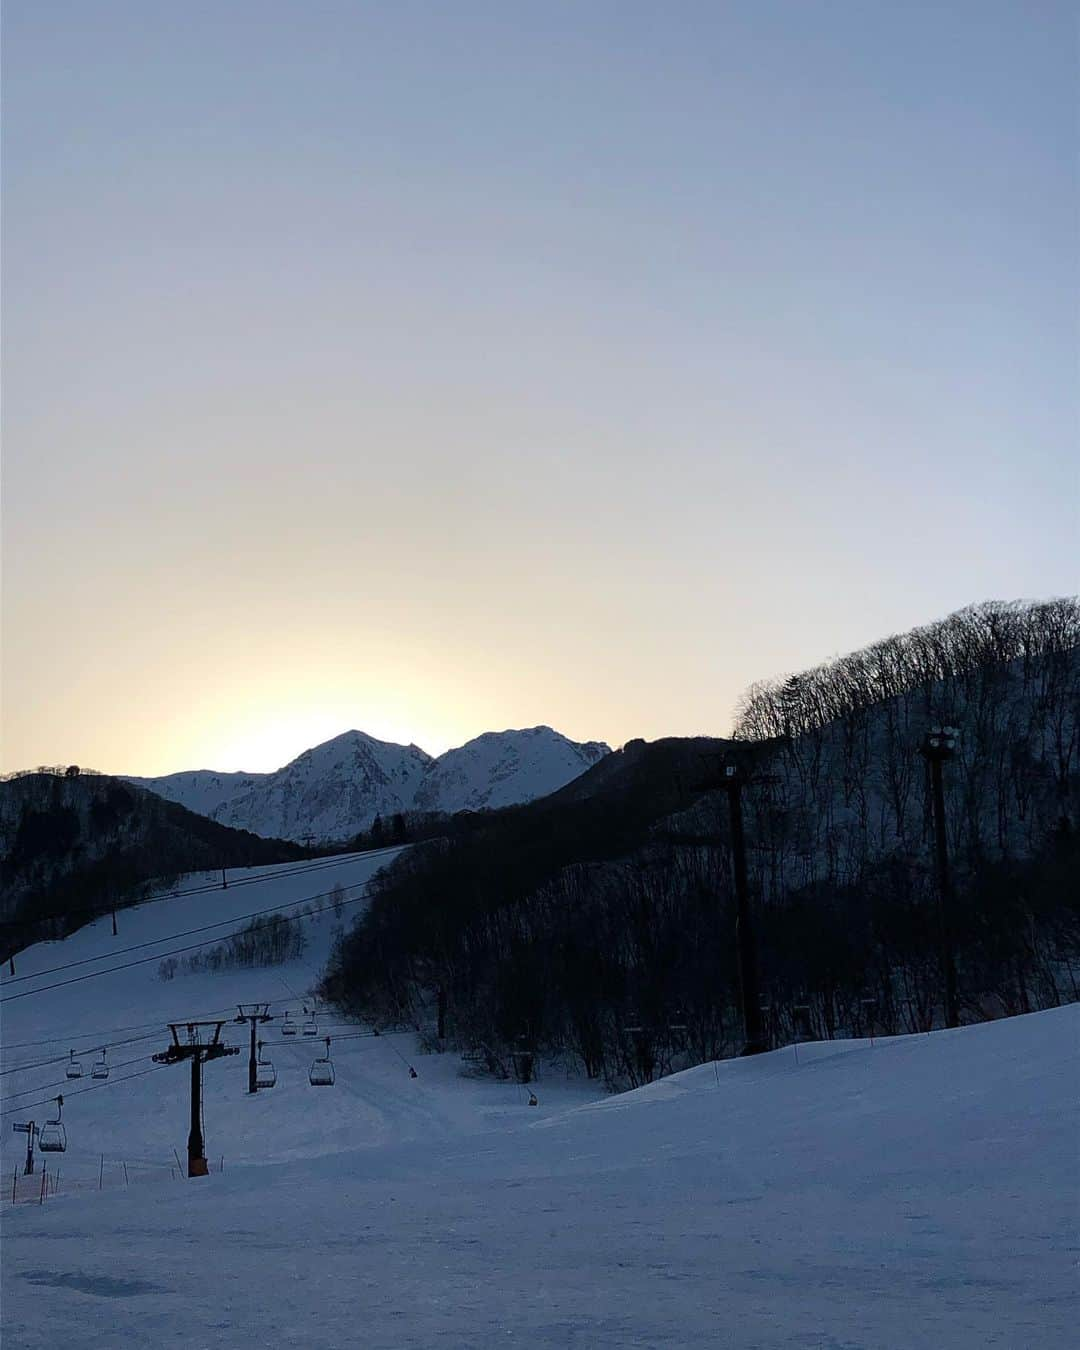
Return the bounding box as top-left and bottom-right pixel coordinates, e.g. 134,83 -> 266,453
120,770 -> 262,823
126,726 -> 609,842
413,727 -> 609,815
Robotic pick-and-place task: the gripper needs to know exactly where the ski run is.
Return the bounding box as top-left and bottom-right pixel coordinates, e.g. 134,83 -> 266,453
1,851 -> 1073,1348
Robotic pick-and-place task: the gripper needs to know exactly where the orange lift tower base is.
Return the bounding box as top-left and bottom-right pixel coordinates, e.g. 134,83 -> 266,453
153,1021 -> 240,1177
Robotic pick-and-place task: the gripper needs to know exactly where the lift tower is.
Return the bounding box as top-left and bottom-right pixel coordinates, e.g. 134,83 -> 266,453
235,1004 -> 274,1094
11,1121 -> 37,1174
153,1021 -> 239,1176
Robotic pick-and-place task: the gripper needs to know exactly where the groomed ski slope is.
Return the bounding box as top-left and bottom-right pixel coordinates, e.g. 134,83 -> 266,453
1,850 -> 600,1170
1,855 -> 1075,1349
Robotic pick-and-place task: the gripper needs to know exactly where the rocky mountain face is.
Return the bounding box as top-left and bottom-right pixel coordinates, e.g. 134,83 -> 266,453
127,727 -> 610,843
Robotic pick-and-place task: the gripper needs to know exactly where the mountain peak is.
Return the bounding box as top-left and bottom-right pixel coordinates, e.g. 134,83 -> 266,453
126,726 -> 610,842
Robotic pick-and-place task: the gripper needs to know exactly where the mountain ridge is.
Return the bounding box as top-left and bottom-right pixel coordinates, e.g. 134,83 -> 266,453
125,725 -> 610,842
0,771 -> 302,953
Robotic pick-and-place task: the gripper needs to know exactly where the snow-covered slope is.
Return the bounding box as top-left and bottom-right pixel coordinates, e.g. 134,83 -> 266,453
209,732 -> 431,844
119,769 -> 261,822
1,865 -> 1072,1348
413,726 -> 609,814
127,726 -> 610,842
0,849 -> 599,1170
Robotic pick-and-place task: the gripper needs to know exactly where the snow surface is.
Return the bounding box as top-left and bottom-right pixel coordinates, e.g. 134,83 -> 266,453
126,726 -> 610,842
1,856 -> 1074,1348
413,725 -> 609,815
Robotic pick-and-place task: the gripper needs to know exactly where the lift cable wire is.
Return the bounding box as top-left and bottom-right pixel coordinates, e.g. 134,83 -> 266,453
0,1007 -> 240,1053
0,882 -> 381,1005
1,1031 -> 166,1078
1,1051 -> 159,1106
2,877 -> 380,986
0,1061 -> 171,1119
4,1023 -> 411,1089
0,844 -> 403,932
4,1028 -> 420,1117
0,1009 -> 390,1072
0,846 -> 400,931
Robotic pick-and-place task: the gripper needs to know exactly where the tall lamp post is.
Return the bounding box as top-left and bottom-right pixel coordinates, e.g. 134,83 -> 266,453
921,725 -> 960,1029
697,757 -> 767,1056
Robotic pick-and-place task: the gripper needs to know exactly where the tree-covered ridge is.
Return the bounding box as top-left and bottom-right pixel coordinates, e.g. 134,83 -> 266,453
0,772 -> 302,958
322,599 -> 1079,1088
733,597 -> 1077,740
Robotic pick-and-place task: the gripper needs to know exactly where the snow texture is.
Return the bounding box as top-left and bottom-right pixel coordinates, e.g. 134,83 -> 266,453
126,726 -> 610,842
0,856 -> 1073,1348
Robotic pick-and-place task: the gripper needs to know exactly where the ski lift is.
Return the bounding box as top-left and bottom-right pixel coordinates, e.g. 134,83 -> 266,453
527,1091 -> 538,1107
281,1011 -> 297,1036
91,1048 -> 109,1080
301,1006 -> 318,1036
255,1040 -> 277,1089
65,1049 -> 84,1080
38,1096 -> 67,1153
309,1037 -> 335,1087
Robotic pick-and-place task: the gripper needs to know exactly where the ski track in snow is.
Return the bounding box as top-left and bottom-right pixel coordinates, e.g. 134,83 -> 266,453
0,854 -> 1074,1348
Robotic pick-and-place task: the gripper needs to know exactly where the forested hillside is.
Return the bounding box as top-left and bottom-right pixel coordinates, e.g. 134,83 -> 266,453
0,771 -> 302,958
323,600 -> 1080,1086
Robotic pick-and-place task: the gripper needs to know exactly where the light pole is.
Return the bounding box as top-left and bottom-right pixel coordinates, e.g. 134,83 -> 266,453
696,757 -> 767,1056
921,725 -> 960,1029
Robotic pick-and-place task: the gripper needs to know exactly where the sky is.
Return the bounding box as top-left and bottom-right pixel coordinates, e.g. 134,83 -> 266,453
2,1 -> 1077,775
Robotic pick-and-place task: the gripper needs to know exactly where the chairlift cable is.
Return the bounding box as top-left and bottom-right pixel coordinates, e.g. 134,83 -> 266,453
0,1009 -> 241,1073
0,1006 -> 239,1051
2,1016 -> 407,1083
0,1061 -> 170,1118
2,880 -> 380,986
1,1051 -> 157,1105
0,1031 -> 165,1077
1,884 -> 381,1004
0,845 -> 403,932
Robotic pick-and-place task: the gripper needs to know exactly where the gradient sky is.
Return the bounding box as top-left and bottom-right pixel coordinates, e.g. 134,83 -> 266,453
3,1 -> 1077,775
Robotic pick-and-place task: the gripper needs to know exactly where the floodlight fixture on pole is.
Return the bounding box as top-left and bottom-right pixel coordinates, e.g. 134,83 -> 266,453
697,754 -> 767,1057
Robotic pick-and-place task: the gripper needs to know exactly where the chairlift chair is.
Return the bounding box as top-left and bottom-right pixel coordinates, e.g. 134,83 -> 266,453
281,1011 -> 298,1036
65,1049 -> 84,1080
255,1041 -> 277,1089
91,1048 -> 109,1080
38,1096 -> 67,1153
301,1006 -> 318,1036
309,1037 -> 335,1087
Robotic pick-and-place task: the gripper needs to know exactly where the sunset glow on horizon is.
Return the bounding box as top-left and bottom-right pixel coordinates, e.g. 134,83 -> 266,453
3,2 -> 1076,778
